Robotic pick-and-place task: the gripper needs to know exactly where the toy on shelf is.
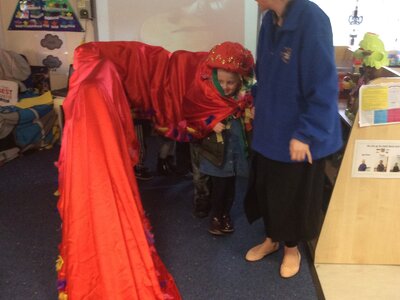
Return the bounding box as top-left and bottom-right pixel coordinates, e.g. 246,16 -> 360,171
345,33 -> 390,121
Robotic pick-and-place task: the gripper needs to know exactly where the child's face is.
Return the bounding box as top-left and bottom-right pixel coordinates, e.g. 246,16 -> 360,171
217,69 -> 242,97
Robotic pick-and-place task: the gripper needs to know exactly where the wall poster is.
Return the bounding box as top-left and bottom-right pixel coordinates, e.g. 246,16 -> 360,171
8,0 -> 83,32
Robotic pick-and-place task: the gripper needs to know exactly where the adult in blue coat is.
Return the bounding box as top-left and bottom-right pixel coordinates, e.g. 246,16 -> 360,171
244,0 -> 342,278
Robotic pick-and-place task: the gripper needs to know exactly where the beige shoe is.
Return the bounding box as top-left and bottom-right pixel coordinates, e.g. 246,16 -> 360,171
245,238 -> 279,262
280,248 -> 301,278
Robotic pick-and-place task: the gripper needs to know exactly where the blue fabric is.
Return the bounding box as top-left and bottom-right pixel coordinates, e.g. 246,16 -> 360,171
251,0 -> 342,162
200,118 -> 249,177
17,104 -> 52,123
15,104 -> 54,147
0,106 -> 19,113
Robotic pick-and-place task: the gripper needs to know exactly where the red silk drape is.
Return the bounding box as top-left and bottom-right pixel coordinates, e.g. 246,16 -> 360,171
57,41 -> 252,299
57,46 -> 180,299
86,41 -> 171,120
75,41 -> 249,141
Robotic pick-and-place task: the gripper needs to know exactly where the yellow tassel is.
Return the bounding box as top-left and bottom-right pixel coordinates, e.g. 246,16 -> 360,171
216,132 -> 223,143
59,292 -> 68,300
52,125 -> 61,144
245,108 -> 252,118
186,127 -> 196,134
154,126 -> 168,133
56,255 -> 64,272
54,190 -> 60,197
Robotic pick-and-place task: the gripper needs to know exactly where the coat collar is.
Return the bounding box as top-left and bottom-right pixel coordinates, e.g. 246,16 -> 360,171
277,0 -> 308,31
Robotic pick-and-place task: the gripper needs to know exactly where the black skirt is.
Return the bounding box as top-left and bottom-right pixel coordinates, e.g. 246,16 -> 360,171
244,152 -> 326,242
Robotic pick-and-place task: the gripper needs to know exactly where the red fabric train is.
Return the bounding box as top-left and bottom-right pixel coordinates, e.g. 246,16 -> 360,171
56,41 -> 254,299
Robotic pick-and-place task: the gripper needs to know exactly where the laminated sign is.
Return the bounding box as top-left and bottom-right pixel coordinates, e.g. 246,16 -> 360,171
0,80 -> 18,106
359,82 -> 400,127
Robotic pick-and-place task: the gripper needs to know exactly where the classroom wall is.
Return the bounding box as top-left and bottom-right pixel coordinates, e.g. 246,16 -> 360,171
0,0 -> 95,89
95,0 -> 259,55
0,0 -> 258,90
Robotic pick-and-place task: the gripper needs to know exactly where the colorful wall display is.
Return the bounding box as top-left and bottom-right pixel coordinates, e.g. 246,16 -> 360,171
8,0 -> 83,32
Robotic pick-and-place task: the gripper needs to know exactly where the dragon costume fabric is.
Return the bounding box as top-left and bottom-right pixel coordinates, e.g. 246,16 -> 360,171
56,41 -> 253,299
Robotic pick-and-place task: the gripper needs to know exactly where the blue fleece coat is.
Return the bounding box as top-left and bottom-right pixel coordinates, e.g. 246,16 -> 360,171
252,0 -> 342,162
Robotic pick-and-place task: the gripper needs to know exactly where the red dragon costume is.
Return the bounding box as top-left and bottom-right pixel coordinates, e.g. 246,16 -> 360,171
56,41 -> 253,299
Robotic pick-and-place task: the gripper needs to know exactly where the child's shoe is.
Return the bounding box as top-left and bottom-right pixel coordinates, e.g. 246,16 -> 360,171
220,214 -> 234,233
208,217 -> 225,235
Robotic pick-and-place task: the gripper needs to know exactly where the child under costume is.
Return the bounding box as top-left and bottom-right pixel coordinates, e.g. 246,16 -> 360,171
183,42 -> 255,235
